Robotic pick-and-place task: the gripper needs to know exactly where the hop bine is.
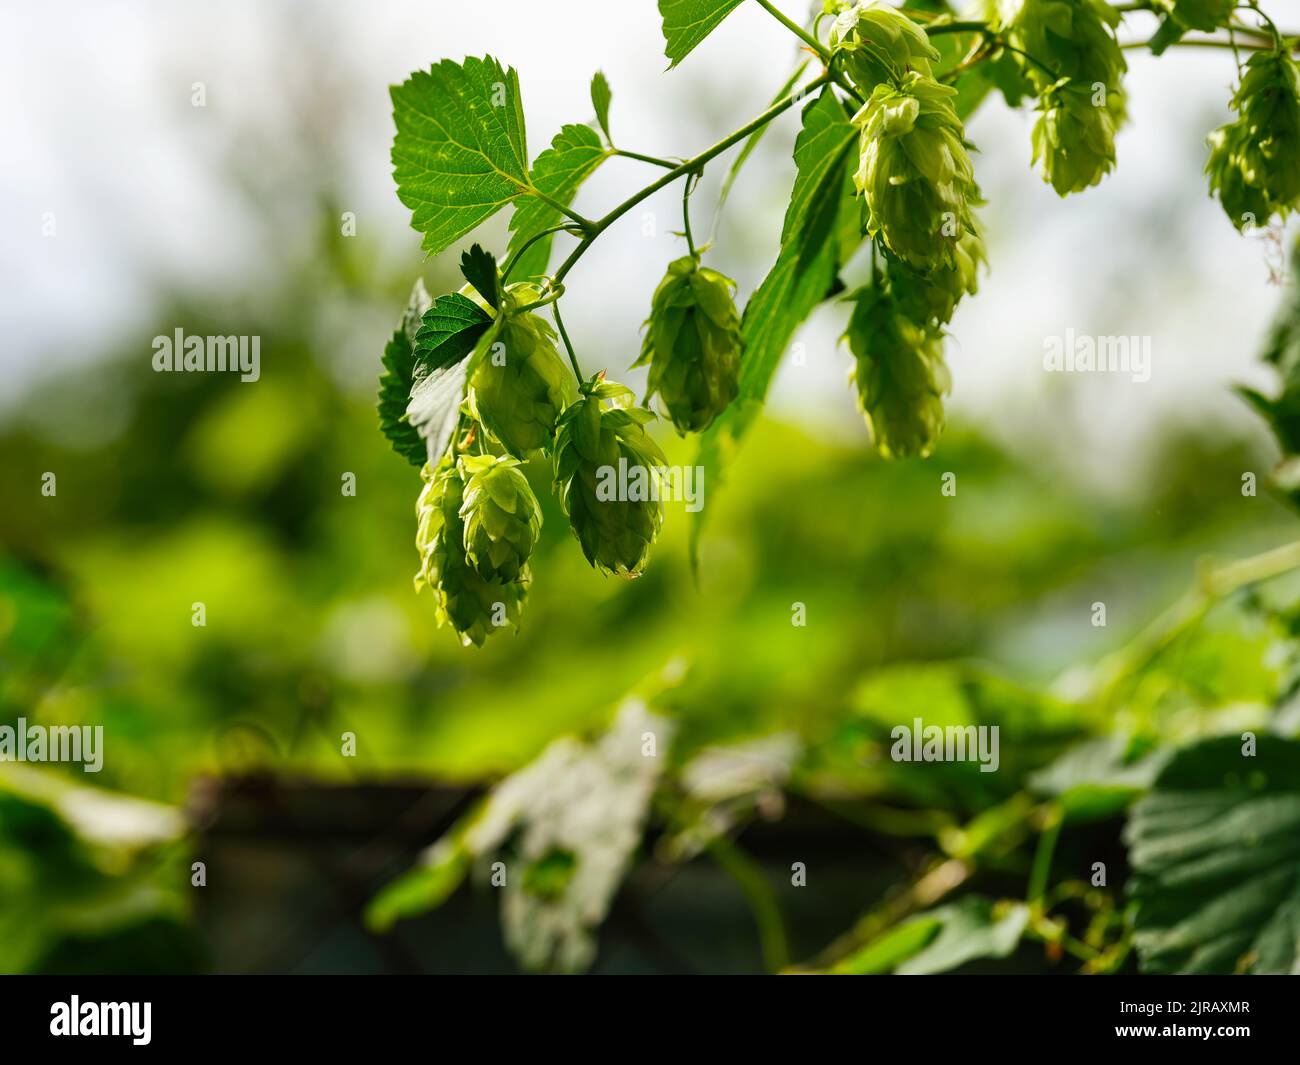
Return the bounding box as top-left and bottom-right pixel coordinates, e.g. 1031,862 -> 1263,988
468,283 -> 575,459
1207,49 -> 1300,231
553,378 -> 667,578
636,255 -> 743,434
414,459 -> 529,647
852,72 -> 980,271
844,285 -> 950,460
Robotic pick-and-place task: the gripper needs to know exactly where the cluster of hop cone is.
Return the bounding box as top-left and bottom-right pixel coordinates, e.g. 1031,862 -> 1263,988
412,255 -> 742,647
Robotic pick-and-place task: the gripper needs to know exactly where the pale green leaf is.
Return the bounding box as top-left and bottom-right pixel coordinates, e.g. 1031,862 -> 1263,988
391,56 -> 531,256
658,0 -> 746,68
591,71 -> 613,142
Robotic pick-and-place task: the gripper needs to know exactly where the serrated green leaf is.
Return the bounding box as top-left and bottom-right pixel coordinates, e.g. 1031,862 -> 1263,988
391,56 -> 531,257
378,279 -> 435,468
1126,735 -> 1300,974
690,89 -> 860,567
506,124 -> 609,282
405,293 -> 494,464
459,244 -> 501,309
658,0 -> 746,68
591,71 -> 613,142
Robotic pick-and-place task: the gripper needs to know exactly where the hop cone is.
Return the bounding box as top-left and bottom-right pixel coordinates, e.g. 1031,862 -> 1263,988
415,460 -> 528,647
468,284 -> 574,459
853,72 -> 979,271
1032,79 -> 1122,195
844,287 -> 950,459
553,380 -> 667,577
828,1 -> 939,94
458,453 -> 542,583
635,255 -> 742,434
990,0 -> 1128,193
1207,50 -> 1300,231
1152,0 -> 1233,33
887,225 -> 986,328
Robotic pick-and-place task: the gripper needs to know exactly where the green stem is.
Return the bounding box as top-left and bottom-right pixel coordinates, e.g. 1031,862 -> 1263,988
755,0 -> 831,63
552,72 -> 832,286
1096,538 -> 1300,707
551,299 -> 584,381
501,223 -> 578,282
614,148 -> 679,169
706,835 -> 790,973
1027,804 -> 1062,907
682,170 -> 699,257
528,187 -> 596,233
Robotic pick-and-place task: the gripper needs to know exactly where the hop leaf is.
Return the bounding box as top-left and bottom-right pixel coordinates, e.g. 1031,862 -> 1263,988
853,72 -> 979,271
1032,79 -> 1121,195
844,286 -> 950,459
553,380 -> 667,577
887,225 -> 987,328
827,1 -> 939,94
1151,0 -> 1234,33
636,255 -> 743,433
468,284 -> 576,459
1206,49 -> 1300,231
458,453 -> 542,583
414,460 -> 529,647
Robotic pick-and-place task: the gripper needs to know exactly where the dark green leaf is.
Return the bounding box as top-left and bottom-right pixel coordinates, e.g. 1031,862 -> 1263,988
459,244 -> 501,309
377,279 -> 435,468
391,56 -> 531,256
406,293 -> 494,464
591,71 -> 613,142
506,124 -> 609,281
1126,735 -> 1300,974
658,0 -> 746,68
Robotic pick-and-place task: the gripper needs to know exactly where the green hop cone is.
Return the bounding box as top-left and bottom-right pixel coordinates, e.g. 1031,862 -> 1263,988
1152,0 -> 1234,33
415,459 -> 528,647
853,72 -> 980,271
1206,49 -> 1300,231
827,1 -> 939,94
844,286 -> 950,459
553,378 -> 667,577
458,453 -> 542,583
635,255 -> 743,434
989,0 -> 1128,192
1032,79 -> 1121,195
468,283 -> 575,459
887,225 -> 986,328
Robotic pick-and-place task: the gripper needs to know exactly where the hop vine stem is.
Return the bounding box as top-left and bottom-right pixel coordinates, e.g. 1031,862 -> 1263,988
551,71 -> 833,287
